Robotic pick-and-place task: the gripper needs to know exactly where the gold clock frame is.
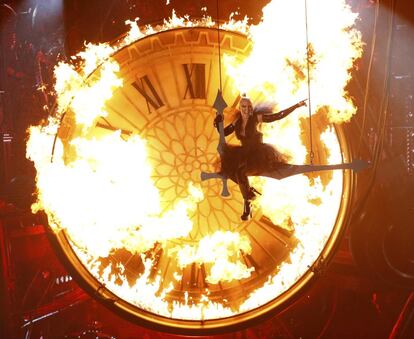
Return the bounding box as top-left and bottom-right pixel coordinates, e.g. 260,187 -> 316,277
50,27 -> 355,335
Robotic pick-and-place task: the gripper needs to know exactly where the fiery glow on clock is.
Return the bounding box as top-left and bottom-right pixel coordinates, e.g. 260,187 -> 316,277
26,0 -> 362,326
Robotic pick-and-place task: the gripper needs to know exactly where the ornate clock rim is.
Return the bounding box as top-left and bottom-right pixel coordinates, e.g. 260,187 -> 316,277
49,26 -> 355,334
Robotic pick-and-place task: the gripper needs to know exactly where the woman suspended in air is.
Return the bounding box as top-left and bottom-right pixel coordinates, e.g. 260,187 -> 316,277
214,95 -> 307,220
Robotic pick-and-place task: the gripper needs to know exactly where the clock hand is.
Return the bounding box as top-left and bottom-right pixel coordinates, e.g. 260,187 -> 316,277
260,159 -> 370,180
200,89 -> 230,197
213,89 -> 228,156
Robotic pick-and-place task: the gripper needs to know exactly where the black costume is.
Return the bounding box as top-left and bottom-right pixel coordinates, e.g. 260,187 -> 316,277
209,98 -> 368,220
216,102 -> 303,219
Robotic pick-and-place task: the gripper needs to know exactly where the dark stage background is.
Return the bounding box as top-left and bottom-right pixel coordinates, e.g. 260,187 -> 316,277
1,0 -> 413,338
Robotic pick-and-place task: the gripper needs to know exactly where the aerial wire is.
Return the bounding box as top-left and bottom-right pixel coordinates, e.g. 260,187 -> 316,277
216,0 -> 223,92
304,0 -> 314,164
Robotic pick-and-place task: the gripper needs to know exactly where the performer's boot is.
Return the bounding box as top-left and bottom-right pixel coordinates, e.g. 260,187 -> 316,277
249,186 -> 261,198
240,182 -> 258,201
237,168 -> 256,220
241,199 -> 252,221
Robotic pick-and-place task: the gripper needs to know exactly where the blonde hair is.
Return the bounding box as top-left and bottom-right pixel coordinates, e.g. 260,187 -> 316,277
239,95 -> 253,115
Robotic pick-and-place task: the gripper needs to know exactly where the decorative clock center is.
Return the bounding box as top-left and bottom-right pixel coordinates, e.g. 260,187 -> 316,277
144,108 -> 244,240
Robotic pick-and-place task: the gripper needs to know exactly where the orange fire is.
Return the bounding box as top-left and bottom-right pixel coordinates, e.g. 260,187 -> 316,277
27,0 -> 363,321
171,231 -> 254,284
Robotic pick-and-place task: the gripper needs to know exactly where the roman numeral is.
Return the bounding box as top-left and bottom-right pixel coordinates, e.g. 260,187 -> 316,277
189,263 -> 208,289
132,75 -> 164,113
183,63 -> 206,99
200,263 -> 209,288
148,243 -> 163,280
96,122 -> 132,136
190,263 -> 197,287
240,250 -> 259,274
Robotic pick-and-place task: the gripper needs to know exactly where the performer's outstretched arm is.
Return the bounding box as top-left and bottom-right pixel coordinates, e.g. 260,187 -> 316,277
260,99 -> 307,123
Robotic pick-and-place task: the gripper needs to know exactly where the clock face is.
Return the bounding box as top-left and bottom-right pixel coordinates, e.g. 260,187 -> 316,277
53,27 -> 352,333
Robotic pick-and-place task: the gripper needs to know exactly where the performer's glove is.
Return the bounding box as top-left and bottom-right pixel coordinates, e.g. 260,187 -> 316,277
214,114 -> 223,128
296,99 -> 308,108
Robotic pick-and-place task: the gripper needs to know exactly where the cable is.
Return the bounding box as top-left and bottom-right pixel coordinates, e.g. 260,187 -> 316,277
216,0 -> 223,92
371,0 -> 396,170
350,0 -> 397,220
356,1 -> 380,157
304,0 -> 314,164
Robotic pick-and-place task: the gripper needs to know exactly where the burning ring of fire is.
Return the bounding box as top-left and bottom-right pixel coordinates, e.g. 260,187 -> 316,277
27,1 -> 362,334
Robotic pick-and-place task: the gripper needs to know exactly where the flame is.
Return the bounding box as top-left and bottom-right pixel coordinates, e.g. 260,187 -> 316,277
224,0 -> 362,123
28,129 -> 203,258
26,1 -> 362,322
171,231 -> 254,284
241,127 -> 343,311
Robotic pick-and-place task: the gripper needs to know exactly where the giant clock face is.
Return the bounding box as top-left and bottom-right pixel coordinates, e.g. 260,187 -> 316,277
53,27 -> 353,334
